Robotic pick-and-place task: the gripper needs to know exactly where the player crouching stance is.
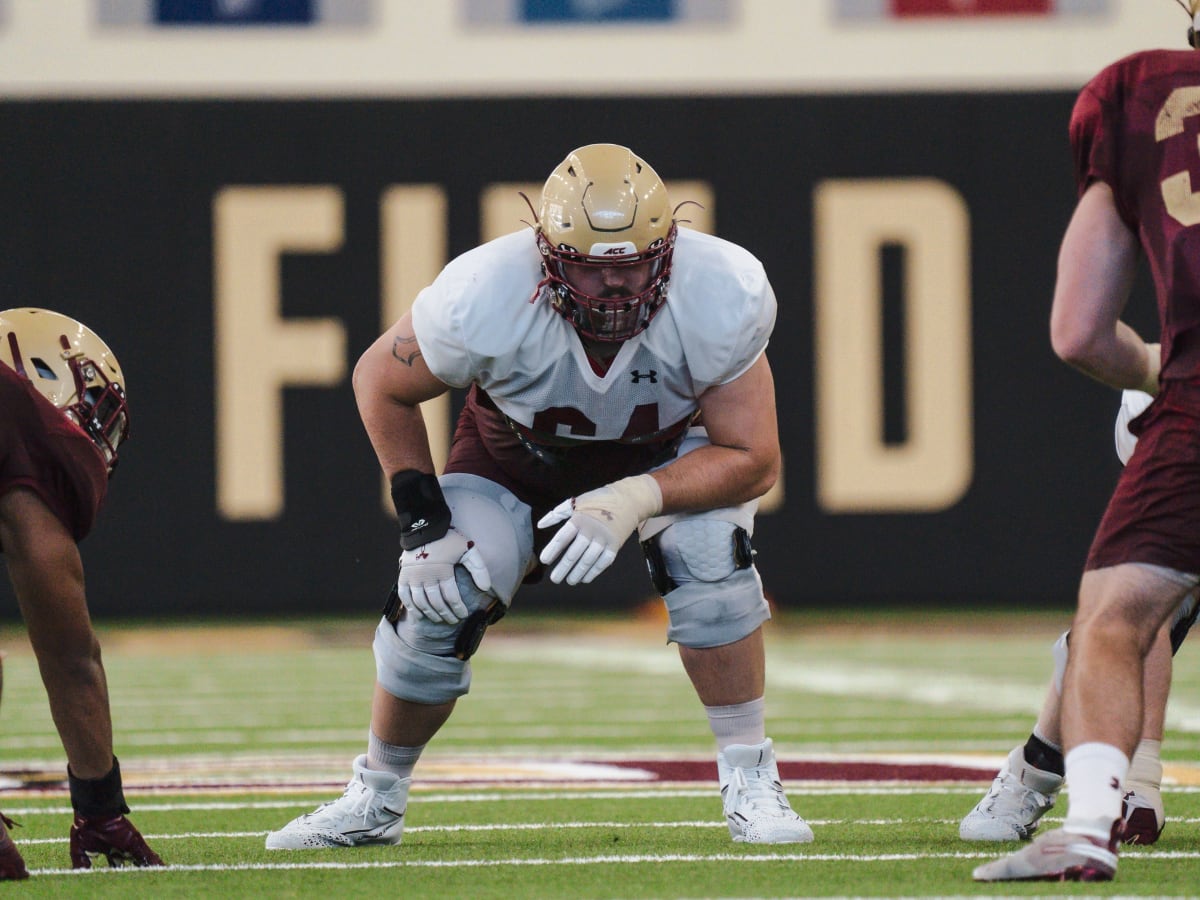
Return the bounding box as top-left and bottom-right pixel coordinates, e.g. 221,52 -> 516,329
0,309 -> 162,877
267,143 -> 811,850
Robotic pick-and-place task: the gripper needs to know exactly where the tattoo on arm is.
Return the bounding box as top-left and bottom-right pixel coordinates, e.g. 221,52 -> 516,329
391,333 -> 422,367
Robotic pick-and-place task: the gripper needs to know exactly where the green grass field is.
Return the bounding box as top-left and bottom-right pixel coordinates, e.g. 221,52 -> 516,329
1,608 -> 1198,897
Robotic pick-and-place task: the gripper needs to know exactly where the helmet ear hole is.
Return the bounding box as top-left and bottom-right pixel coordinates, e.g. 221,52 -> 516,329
30,358 -> 59,380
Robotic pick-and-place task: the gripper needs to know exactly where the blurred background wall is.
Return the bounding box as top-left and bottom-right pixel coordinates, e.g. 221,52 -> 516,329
0,1 -> 1181,617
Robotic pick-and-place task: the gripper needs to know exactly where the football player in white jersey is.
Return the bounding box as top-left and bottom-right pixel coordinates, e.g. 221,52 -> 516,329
266,143 -> 812,850
961,389 -> 1198,847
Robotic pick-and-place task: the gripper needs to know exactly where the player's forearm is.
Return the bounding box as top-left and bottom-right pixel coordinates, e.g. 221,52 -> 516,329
1057,325 -> 1159,396
651,443 -> 779,516
353,320 -> 448,477
357,395 -> 437,478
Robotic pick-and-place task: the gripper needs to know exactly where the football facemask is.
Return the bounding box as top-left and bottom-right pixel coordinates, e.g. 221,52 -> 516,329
537,143 -> 676,342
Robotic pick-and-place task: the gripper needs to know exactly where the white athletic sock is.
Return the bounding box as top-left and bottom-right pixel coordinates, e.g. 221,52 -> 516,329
1063,742 -> 1129,840
367,731 -> 424,779
705,697 -> 765,750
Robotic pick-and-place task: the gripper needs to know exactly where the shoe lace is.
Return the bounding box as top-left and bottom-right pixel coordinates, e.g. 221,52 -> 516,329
985,771 -> 1050,817
304,779 -> 382,828
346,781 -> 384,823
730,765 -> 792,818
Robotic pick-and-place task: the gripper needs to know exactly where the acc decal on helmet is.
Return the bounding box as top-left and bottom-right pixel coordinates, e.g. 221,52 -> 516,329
536,143 -> 677,342
0,307 -> 130,474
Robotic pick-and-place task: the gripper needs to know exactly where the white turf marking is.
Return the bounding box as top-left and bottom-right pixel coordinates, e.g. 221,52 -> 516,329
10,783 -> 1200,817
0,786 -> 1019,817
487,640 -> 1200,732
10,819 -> 944,844
15,814 -> 1200,846
26,849 -> 1200,877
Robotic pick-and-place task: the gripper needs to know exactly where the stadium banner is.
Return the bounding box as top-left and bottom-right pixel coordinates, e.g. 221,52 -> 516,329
462,0 -> 735,25
835,0 -> 1110,17
0,95 -> 1143,619
96,0 -> 374,27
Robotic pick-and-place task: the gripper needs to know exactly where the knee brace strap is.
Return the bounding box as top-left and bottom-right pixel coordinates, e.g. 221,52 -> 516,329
454,599 -> 507,661
642,525 -> 754,596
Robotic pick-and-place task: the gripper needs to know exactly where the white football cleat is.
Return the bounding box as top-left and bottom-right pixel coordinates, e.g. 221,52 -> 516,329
972,823 -> 1118,882
265,755 -> 408,850
718,738 -> 814,844
960,745 -> 1062,841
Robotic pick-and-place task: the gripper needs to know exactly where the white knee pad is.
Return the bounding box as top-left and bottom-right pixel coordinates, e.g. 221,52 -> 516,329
373,474 -> 535,705
639,427 -> 757,543
646,517 -> 770,649
373,609 -> 472,705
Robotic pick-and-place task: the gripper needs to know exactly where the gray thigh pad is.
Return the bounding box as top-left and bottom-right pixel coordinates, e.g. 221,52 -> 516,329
440,473 -> 534,605
373,474 -> 534,705
654,518 -> 770,649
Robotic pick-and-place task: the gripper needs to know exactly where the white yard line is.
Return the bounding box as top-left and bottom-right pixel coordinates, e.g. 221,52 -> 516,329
24,848 -> 1200,877
8,785 -> 1200,818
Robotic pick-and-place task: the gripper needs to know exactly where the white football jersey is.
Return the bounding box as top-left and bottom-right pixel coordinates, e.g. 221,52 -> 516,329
411,227 -> 776,443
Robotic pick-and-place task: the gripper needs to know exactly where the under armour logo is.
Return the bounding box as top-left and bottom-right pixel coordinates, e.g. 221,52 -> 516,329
416,549 -> 429,560
408,517 -> 428,532
599,510 -> 615,520
630,369 -> 658,384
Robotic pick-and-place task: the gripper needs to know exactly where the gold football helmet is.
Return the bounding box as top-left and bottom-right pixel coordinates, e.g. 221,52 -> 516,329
537,143 -> 676,342
0,307 -> 130,473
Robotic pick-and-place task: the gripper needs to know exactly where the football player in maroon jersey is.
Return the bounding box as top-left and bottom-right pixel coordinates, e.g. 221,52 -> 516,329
976,2 -> 1200,882
0,308 -> 162,878
962,389 -> 1198,848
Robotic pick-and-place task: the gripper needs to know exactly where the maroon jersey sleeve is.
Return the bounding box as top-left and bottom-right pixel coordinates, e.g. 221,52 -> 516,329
1066,50 -> 1200,380
1069,61 -> 1137,230
1069,77 -> 1112,194
0,364 -> 109,542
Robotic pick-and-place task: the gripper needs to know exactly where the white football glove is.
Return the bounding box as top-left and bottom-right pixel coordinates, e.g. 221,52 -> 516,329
537,474 -> 663,586
398,527 -> 492,624
1114,389 -> 1154,465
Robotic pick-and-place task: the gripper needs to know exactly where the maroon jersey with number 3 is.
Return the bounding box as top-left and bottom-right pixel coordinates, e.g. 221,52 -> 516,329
1075,50 -> 1200,573
1071,49 -> 1200,381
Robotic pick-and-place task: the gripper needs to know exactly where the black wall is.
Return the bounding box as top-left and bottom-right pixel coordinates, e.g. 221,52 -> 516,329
0,95 -> 1153,618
